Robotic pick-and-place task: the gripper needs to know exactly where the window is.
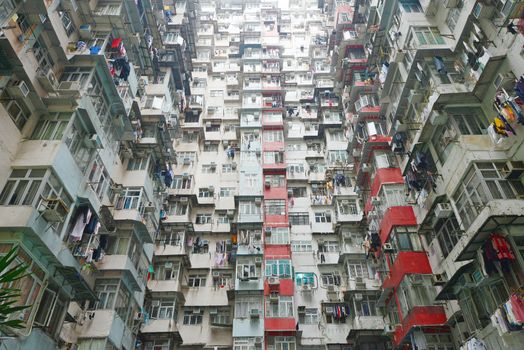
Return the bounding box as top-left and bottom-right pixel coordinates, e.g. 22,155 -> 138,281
265,227 -> 290,244
354,294 -> 378,316
318,240 -> 339,253
445,1 -> 464,31
167,202 -> 188,216
63,66 -> 92,86
217,214 -> 230,224
327,150 -> 348,165
31,112 -> 71,140
338,199 -> 358,215
453,163 -> 524,228
210,307 -> 231,325
188,274 -> 207,287
287,164 -> 305,175
295,272 -> 315,287
321,272 -> 342,286
145,340 -> 171,350
428,217 -> 462,258
291,240 -> 313,252
324,305 -> 348,324
237,260 -> 258,279
177,152 -> 196,164
289,187 -> 307,198
265,296 -> 294,318
389,226 -> 423,256
58,10 -> 75,36
263,130 -> 284,142
64,119 -> 93,174
182,131 -> 198,143
157,230 -> 183,247
410,27 -> 445,46
1,91 -> 31,130
32,37 -> 54,71
0,168 -> 45,206
115,187 -> 146,211
196,214 -> 212,224
201,164 -> 217,173
314,212 -> 332,223
210,90 -> 223,97
34,286 -> 67,338
264,151 -> 284,164
173,176 -> 192,189
267,337 -> 296,350
399,0 -> 422,12
183,309 -> 203,325
127,157 -> 148,171
198,188 -> 213,198
222,164 -> 234,173
235,296 -> 262,318
219,187 -> 235,197
264,200 -> 286,215
149,298 -> 177,319
239,201 -> 261,215
265,260 -> 291,277
93,279 -> 119,309
153,261 -> 180,280
347,261 -> 369,279
87,157 -> 110,201
330,130 -> 346,141
289,212 -> 309,225
203,142 -> 219,152
265,175 -> 286,187
299,308 -> 318,325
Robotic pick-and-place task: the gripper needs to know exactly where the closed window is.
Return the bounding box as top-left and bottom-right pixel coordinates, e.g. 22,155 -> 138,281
235,296 -> 262,318
347,262 -> 369,279
291,240 -> 313,252
31,112 -> 71,140
410,27 -> 445,46
196,214 -> 212,224
1,93 -> 30,130
265,296 -> 293,318
149,299 -> 177,319
183,309 -> 202,324
188,274 -> 207,287
299,308 -> 318,325
265,259 -> 291,277
265,227 -> 290,244
314,212 -> 332,223
264,200 -> 286,215
289,212 -> 309,225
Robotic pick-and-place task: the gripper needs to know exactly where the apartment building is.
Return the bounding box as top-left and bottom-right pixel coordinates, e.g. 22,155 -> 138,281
0,0 -> 195,349
336,0 -> 524,350
2,0 -> 524,350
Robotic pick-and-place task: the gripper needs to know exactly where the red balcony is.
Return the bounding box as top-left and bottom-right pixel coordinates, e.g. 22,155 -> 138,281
379,206 -> 417,243
370,168 -> 403,197
264,245 -> 292,259
263,186 -> 288,199
393,306 -> 448,345
264,318 -> 297,335
382,252 -> 432,290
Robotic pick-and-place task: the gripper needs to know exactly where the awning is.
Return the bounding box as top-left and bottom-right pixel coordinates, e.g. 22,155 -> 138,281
55,266 -> 98,302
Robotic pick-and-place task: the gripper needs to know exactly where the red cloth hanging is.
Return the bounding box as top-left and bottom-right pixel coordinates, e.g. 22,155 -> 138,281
111,38 -> 123,49
490,233 -> 515,260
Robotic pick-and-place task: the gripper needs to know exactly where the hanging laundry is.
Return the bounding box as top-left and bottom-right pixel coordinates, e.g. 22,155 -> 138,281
490,233 -> 515,260
84,215 -> 99,235
510,294 -> 524,323
70,207 -> 92,242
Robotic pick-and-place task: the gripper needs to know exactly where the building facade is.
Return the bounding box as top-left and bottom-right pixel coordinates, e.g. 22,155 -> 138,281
1,0 -> 524,350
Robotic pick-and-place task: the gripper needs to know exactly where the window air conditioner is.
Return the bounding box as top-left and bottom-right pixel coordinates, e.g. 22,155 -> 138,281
383,243 -> 394,252
38,198 -> 69,223
435,203 -> 453,218
432,273 -> 446,286
354,293 -> 363,301
8,80 -> 30,98
371,196 -> 381,205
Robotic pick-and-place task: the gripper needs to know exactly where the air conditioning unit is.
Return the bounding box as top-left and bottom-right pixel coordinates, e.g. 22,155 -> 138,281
255,198 -> 262,204
265,179 -> 271,188
298,305 -> 306,313
193,309 -> 202,314
37,70 -> 59,91
78,24 -> 92,39
254,337 -> 263,344
430,111 -> 448,126
8,80 -> 30,98
432,273 -> 446,286
384,323 -> 396,334
302,284 -> 311,290
134,312 -> 144,321
144,205 -> 155,213
227,210 -> 235,218
209,308 -> 218,315
255,257 -> 263,265
212,271 -> 220,277
269,292 -> 279,301
355,277 -> 363,284
222,140 -> 229,146
38,198 -> 69,223
409,274 -> 424,285
501,161 -> 524,180
111,184 -> 124,195
383,243 -> 394,252
325,306 -> 334,314
371,196 -> 381,205
250,309 -> 260,318
493,72 -> 515,89
435,203 -> 453,218
354,293 -> 363,301
268,276 -> 280,286
151,300 -> 160,307
327,285 -> 335,291
83,134 -> 103,149
232,162 -> 237,170
287,189 -> 293,197
368,210 -> 378,219
179,197 -> 189,203
182,173 -> 190,179
361,163 -> 371,172
264,227 -> 272,235
208,186 -> 215,192
183,158 -> 191,165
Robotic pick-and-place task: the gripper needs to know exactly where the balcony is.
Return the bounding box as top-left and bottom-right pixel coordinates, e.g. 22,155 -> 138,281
393,306 -> 447,346
75,309 -> 134,350
95,254 -> 144,290
140,318 -> 181,337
